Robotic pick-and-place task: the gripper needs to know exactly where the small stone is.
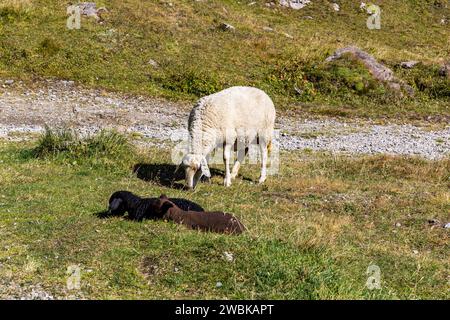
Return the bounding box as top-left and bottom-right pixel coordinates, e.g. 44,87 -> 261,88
400,61 -> 419,69
395,222 -> 401,227
219,23 -> 235,31
280,0 -> 311,10
216,281 -> 223,288
4,80 -> 14,85
148,59 -> 159,68
428,218 -> 441,226
332,3 -> 340,11
438,63 -> 450,78
444,223 -> 450,229
223,251 -> 234,262
413,250 -> 419,255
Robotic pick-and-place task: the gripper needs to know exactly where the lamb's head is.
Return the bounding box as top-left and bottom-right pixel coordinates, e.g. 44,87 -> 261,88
147,194 -> 175,218
179,154 -> 211,189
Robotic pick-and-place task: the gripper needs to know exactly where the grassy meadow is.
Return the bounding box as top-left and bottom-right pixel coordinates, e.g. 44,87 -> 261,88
0,0 -> 449,119
0,0 -> 448,300
0,131 -> 448,299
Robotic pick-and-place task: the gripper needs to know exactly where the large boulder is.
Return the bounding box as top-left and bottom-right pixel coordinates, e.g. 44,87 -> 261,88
326,46 -> 414,95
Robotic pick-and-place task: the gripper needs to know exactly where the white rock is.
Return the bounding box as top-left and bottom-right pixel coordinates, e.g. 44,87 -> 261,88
148,59 -> 159,68
219,23 -> 235,31
279,0 -> 311,10
223,251 -> 234,262
400,61 -> 419,69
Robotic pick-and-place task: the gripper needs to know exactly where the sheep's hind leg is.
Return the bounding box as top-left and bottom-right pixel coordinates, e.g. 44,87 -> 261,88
258,140 -> 268,184
231,147 -> 248,179
223,144 -> 232,187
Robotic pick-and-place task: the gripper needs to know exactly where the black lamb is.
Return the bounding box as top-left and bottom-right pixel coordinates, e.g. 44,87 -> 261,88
107,191 -> 204,221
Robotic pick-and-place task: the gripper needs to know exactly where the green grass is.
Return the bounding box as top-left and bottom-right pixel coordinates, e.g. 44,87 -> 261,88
29,126 -> 136,170
0,0 -> 449,119
0,133 -> 448,299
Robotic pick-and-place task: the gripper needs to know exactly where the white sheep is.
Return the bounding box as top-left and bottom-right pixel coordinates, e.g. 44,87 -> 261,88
179,86 -> 276,189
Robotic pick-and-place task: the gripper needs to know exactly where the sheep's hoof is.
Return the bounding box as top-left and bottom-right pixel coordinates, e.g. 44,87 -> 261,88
231,165 -> 240,179
258,176 -> 266,184
224,179 -> 232,187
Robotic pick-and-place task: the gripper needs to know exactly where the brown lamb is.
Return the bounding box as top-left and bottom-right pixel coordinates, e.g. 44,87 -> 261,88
152,195 -> 246,235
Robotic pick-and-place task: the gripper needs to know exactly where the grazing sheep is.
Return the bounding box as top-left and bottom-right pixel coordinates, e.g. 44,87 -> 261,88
107,191 -> 203,221
153,195 -> 246,234
179,86 -> 276,189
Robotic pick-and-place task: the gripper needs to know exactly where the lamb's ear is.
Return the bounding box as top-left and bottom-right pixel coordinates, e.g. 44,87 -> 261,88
200,157 -> 211,178
160,200 -> 174,214
109,198 -> 123,211
160,194 -> 169,200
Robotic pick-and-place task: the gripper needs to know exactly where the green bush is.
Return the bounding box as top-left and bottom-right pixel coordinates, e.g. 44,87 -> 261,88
38,38 -> 61,57
160,65 -> 223,98
268,54 -> 388,103
396,64 -> 450,99
0,1 -> 32,23
32,127 -> 136,168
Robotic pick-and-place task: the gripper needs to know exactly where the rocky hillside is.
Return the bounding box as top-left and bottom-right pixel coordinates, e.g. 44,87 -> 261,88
0,0 -> 449,119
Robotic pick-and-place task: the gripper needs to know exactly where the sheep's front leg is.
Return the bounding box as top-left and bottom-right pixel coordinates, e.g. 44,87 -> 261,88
223,143 -> 232,187
258,141 -> 268,184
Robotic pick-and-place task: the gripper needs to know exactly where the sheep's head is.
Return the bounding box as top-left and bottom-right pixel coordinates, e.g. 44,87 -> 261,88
178,154 -> 210,189
108,192 -> 127,215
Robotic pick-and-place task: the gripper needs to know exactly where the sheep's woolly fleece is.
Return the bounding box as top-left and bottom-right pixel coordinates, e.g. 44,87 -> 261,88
187,86 -> 276,155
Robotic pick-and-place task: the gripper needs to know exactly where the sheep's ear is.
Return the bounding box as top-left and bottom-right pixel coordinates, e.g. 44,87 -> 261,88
200,157 -> 211,178
160,194 -> 168,200
109,198 -> 123,211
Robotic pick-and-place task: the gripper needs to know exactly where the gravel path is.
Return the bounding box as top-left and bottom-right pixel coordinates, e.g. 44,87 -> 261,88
0,80 -> 449,160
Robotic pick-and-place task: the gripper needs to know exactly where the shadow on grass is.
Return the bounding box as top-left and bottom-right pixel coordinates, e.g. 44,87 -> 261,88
132,163 -> 185,189
132,163 -> 253,189
94,210 -> 122,219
